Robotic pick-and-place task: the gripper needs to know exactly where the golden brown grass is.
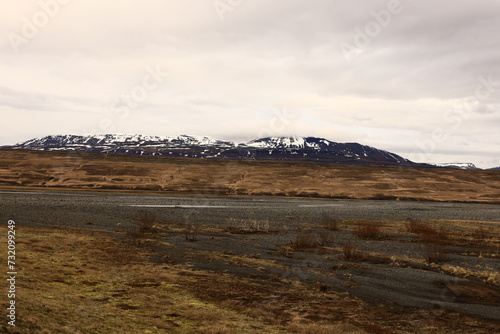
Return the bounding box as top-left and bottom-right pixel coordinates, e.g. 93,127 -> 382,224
1,225 -> 391,334
1,149 -> 500,203
1,226 -> 292,333
341,242 -> 362,261
0,221 -> 499,332
354,222 -> 384,240
290,230 -> 334,249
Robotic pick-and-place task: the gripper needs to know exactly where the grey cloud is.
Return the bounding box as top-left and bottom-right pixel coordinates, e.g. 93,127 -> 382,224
474,103 -> 500,114
1,0 -> 499,167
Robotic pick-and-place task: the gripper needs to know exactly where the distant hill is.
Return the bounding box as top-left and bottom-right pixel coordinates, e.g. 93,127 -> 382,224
2,134 -> 434,167
433,163 -> 479,170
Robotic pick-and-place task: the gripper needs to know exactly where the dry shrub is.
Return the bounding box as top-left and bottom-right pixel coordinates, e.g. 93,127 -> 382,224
407,222 -> 449,263
342,242 -> 361,260
135,211 -> 157,233
424,230 -> 447,244
293,231 -> 319,248
422,227 -> 448,244
321,213 -> 340,231
405,220 -> 434,234
354,222 -> 383,239
276,245 -> 294,258
292,230 -> 334,249
406,220 -> 448,243
184,223 -> 199,242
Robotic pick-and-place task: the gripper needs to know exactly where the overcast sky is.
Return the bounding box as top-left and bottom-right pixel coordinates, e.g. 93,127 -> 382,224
1,0 -> 499,168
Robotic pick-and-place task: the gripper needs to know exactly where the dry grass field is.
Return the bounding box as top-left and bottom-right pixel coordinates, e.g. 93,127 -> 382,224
0,149 -> 499,203
1,221 -> 498,334
0,224 -> 379,334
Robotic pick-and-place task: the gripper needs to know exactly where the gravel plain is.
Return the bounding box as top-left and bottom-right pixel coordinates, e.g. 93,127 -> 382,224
2,190 -> 500,229
1,190 -> 499,325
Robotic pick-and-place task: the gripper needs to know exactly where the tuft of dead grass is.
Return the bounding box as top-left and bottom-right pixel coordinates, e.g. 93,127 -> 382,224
342,242 -> 362,261
135,210 -> 158,233
291,230 -> 334,249
404,221 -> 449,263
184,223 -> 200,242
292,231 -> 320,248
321,213 -> 340,231
354,222 -> 383,240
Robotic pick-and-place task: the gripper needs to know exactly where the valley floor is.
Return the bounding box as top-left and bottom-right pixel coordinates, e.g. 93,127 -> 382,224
1,191 -> 499,333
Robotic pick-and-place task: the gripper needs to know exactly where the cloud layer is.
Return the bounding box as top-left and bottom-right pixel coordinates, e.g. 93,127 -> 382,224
1,0 -> 499,167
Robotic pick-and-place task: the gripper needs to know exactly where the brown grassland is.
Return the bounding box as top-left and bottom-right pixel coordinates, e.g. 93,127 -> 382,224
0,225 -> 374,334
1,222 -> 498,334
0,149 -> 499,203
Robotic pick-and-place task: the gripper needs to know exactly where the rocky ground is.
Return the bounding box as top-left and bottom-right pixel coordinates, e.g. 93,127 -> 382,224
1,190 -> 499,333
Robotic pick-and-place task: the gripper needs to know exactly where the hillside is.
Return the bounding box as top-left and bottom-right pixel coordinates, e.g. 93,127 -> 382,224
1,149 -> 499,203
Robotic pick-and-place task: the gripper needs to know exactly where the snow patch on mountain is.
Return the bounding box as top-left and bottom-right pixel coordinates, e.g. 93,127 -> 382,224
434,163 -> 478,170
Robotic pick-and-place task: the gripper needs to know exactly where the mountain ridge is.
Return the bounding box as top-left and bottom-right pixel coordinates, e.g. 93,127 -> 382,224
0,134 -> 464,168
433,162 -> 479,170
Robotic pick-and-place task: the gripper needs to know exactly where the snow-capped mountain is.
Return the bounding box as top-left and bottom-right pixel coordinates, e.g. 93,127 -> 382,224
17,134 -> 233,149
226,136 -> 413,166
433,163 -> 479,170
246,136 -> 311,148
2,134 -> 428,167
10,134 -> 234,159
